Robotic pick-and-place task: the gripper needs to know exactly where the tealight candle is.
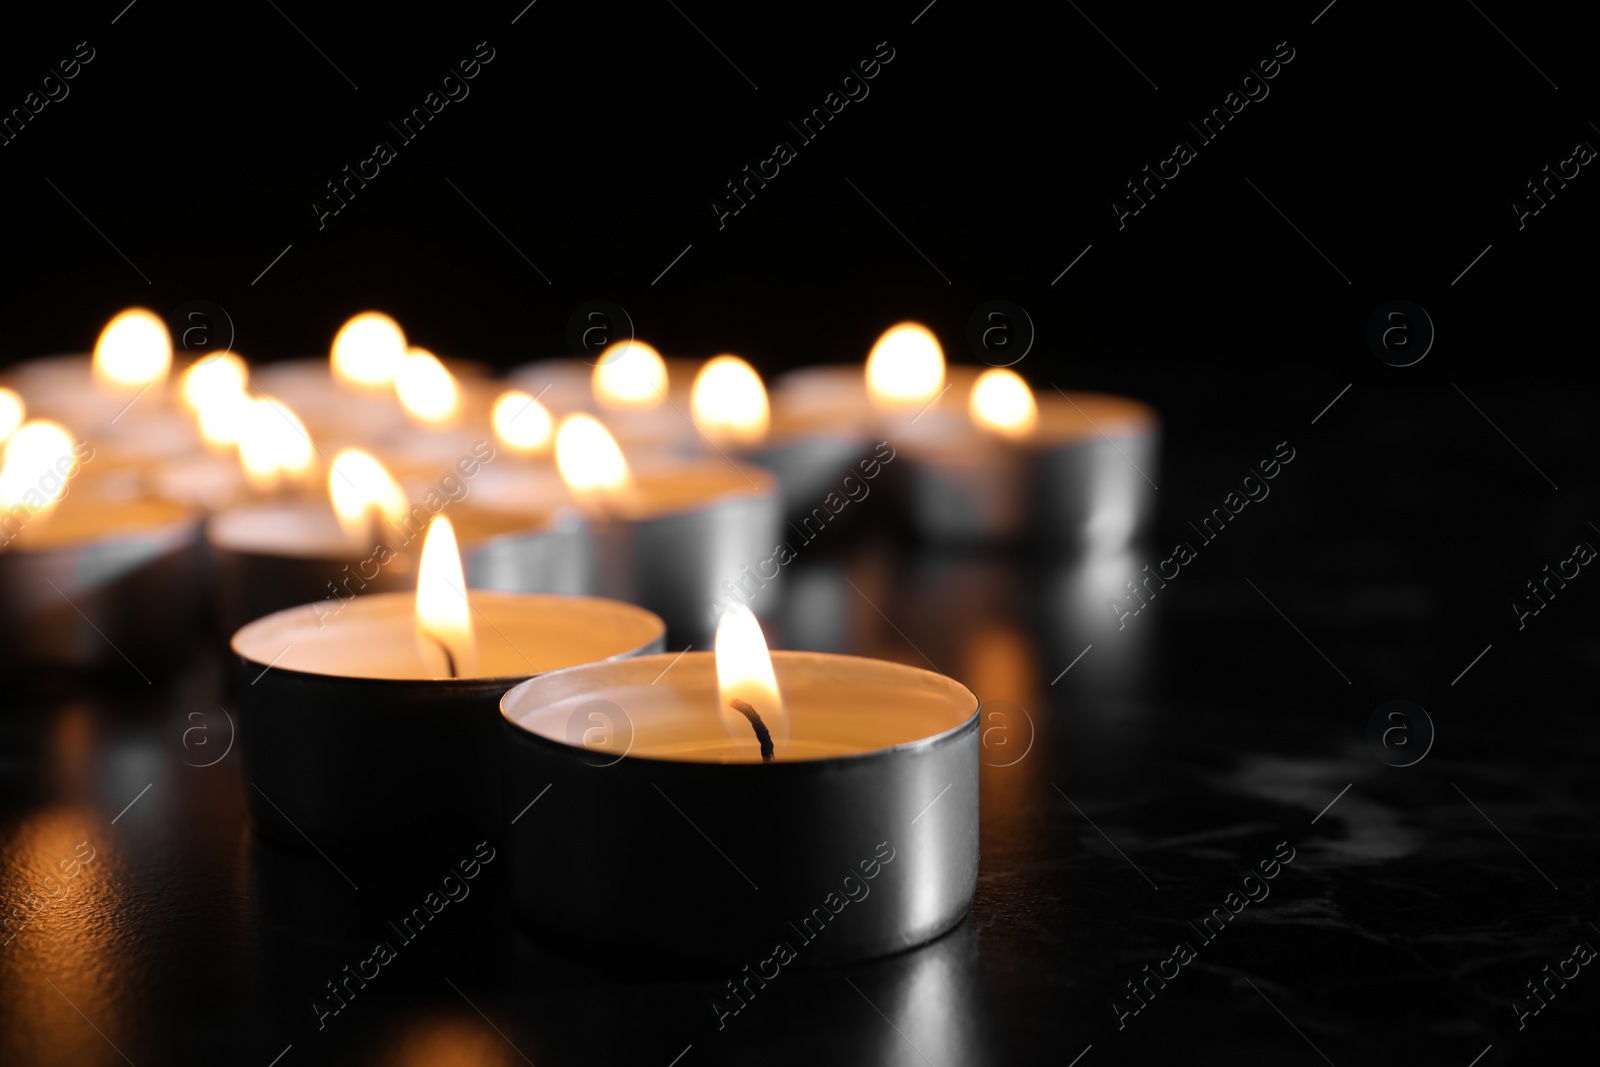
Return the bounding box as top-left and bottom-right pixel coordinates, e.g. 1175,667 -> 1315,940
0,420 -> 203,669
771,321 -> 1160,548
541,414 -> 781,644
691,354 -> 876,522
247,312 -> 421,443
233,515 -> 665,859
508,343 -> 703,454
903,369 -> 1160,549
207,447 -> 585,634
499,605 -> 979,966
2,309 -> 199,468
589,340 -> 702,451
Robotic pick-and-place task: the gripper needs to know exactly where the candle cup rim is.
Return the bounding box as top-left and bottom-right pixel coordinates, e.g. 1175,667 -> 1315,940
0,508 -> 200,556
208,498 -> 577,560
614,458 -> 780,520
230,589 -> 667,684
499,649 -> 981,768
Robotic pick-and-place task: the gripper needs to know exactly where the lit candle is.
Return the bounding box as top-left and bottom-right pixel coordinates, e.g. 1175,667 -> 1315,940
499,604 -> 979,965
208,444 -> 586,635
690,353 -> 877,522
144,353 -> 257,511
505,341 -> 702,455
768,321 -> 948,437
2,309 -> 198,466
233,514 -> 666,858
770,321 -> 1160,548
906,369 -> 1160,549
587,340 -> 702,452
539,414 -> 781,643
248,312 -> 410,442
0,418 -> 202,669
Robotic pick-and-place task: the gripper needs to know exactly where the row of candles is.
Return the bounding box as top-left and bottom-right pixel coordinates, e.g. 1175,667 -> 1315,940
0,308 -> 1157,964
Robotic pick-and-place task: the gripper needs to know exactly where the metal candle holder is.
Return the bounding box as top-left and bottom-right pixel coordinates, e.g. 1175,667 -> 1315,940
499,651 -> 980,967
233,591 -> 665,860
907,390 -> 1160,549
0,509 -> 203,672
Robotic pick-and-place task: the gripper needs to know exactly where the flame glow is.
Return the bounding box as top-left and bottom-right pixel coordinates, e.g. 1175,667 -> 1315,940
179,353 -> 253,447
331,312 -> 407,388
415,515 -> 477,678
714,604 -> 786,758
554,414 -> 630,498
593,340 -> 667,410
179,352 -> 247,412
0,420 -> 78,515
237,396 -> 315,492
328,449 -> 409,542
865,322 -> 945,410
492,390 -> 554,454
691,355 -> 769,447
93,308 -> 172,390
969,368 -> 1038,439
0,388 -> 24,444
394,348 -> 460,426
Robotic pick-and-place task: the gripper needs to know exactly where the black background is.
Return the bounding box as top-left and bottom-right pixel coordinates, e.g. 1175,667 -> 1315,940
3,0 -> 1592,391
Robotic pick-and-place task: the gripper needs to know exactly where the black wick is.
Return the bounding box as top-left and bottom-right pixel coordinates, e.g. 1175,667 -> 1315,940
428,635 -> 459,680
727,698 -> 775,762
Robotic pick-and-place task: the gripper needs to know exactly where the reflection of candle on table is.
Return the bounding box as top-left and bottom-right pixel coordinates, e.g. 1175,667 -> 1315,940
499,604 -> 979,965
234,514 -> 666,858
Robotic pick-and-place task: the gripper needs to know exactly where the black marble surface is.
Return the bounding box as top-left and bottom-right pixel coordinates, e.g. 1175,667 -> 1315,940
2,384 -> 1596,1067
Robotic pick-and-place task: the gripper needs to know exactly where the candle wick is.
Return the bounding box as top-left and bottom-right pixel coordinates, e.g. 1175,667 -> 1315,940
428,635 -> 459,680
727,698 -> 775,762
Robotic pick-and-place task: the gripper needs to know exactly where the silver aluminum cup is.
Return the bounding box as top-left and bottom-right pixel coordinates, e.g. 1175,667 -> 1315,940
233,594 -> 665,861
591,469 -> 783,646
0,514 -> 204,671
500,651 -> 980,968
463,511 -> 595,597
746,433 -> 872,522
910,429 -> 1160,550
210,541 -> 416,640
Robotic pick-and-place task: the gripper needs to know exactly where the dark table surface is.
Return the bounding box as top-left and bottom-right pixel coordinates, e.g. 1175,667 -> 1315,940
2,384 -> 1596,1067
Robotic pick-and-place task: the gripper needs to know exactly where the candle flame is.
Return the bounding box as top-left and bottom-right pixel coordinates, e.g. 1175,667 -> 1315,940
93,308 -> 172,390
0,388 -> 24,444
714,604 -> 786,759
179,353 -> 253,448
593,340 -> 666,410
394,348 -> 461,426
331,312 -> 407,388
865,322 -> 944,410
969,368 -> 1038,439
0,420 -> 78,517
237,396 -> 315,492
415,515 -> 477,678
492,389 -> 554,455
691,355 -> 769,447
554,414 -> 630,499
328,449 -> 409,542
